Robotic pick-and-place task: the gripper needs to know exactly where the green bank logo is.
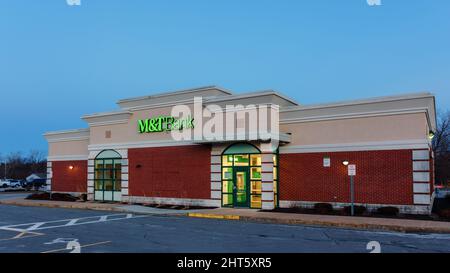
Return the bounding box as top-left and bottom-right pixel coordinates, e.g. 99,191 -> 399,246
138,116 -> 194,133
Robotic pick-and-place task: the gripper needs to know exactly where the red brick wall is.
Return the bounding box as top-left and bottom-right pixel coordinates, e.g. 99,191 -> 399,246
52,161 -> 87,193
279,150 -> 414,205
128,145 -> 211,199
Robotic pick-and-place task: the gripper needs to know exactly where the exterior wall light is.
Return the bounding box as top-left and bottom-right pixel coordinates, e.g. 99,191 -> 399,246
428,131 -> 435,140
69,165 -> 74,170
342,160 -> 349,166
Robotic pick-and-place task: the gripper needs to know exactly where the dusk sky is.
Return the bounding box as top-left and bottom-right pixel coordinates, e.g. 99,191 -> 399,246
1,0 -> 450,155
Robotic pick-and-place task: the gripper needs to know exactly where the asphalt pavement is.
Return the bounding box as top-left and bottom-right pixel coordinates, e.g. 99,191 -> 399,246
0,204 -> 449,253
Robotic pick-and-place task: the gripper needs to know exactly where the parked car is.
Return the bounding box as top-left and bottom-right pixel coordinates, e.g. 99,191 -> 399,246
7,179 -> 22,188
0,180 -> 10,188
24,178 -> 47,189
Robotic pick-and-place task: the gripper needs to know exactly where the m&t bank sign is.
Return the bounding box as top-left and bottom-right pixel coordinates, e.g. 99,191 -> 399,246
138,116 -> 194,133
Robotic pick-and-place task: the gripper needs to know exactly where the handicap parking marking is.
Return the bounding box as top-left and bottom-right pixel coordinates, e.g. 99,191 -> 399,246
44,238 -> 79,245
41,240 -> 112,253
0,213 -> 147,233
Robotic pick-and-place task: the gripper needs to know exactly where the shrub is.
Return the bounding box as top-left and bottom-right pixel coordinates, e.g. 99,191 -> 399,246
79,194 -> 88,202
26,192 -> 78,202
26,192 -> 50,200
313,203 -> 334,214
376,206 -> 400,216
343,205 -> 366,215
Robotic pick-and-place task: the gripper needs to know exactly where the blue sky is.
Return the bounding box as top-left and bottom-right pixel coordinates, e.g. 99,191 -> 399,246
1,0 -> 450,155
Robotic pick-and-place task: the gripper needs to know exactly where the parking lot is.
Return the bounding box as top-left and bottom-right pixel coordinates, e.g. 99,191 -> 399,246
1,204 -> 450,253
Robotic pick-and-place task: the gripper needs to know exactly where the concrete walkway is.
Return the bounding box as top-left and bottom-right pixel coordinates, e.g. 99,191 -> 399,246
0,197 -> 205,215
188,208 -> 450,234
1,196 -> 450,234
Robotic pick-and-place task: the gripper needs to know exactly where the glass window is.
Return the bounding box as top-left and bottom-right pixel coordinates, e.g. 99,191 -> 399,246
251,181 -> 261,194
250,195 -> 262,209
114,179 -> 121,192
233,155 -> 249,166
104,159 -> 113,166
223,143 -> 260,155
104,169 -> 113,180
95,161 -> 103,169
95,169 -> 103,180
104,180 -> 113,191
222,155 -> 233,166
222,168 -> 233,180
96,150 -> 122,159
222,180 -> 233,194
94,180 -> 103,190
251,167 -> 261,180
115,169 -> 122,181
222,194 -> 233,206
250,155 -> 261,166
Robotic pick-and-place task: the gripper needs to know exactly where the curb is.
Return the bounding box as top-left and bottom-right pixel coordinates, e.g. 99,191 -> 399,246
186,213 -> 450,234
188,213 -> 240,220
236,216 -> 450,234
0,200 -> 126,213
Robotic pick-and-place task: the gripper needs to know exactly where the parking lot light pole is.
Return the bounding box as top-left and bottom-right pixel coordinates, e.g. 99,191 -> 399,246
350,175 -> 355,216
343,160 -> 356,216
3,160 -> 6,180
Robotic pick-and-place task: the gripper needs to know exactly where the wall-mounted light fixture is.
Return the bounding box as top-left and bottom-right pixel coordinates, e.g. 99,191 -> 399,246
68,165 -> 74,170
428,131 -> 435,140
342,160 -> 349,166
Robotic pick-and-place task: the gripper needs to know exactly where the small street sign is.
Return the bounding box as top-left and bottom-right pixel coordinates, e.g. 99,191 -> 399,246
348,164 -> 356,176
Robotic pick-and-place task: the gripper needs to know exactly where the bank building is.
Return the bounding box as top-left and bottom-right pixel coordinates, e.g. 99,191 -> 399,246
44,86 -> 436,214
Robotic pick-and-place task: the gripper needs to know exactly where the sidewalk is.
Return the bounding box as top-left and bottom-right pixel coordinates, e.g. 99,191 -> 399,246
187,208 -> 450,234
1,197 -> 450,234
0,197 -> 207,215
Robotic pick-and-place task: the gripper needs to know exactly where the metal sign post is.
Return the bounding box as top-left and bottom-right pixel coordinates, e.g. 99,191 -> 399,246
348,165 -> 356,216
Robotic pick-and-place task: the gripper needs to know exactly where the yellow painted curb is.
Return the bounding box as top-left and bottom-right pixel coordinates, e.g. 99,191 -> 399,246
188,213 -> 240,220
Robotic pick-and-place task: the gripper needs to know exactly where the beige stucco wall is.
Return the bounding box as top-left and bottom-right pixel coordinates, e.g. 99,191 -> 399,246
89,104 -> 277,145
48,110 -> 429,155
48,139 -> 89,157
280,112 -> 428,146
89,106 -> 429,147
89,105 -> 194,145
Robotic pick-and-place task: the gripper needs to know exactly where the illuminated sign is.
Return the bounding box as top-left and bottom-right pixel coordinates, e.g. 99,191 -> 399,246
138,116 -> 194,133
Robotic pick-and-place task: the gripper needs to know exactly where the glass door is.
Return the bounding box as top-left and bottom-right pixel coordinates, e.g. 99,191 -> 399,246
233,167 -> 249,207
94,157 -> 122,202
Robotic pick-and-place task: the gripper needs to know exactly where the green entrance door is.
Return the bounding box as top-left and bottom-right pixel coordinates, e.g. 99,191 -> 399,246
233,167 -> 250,207
94,150 -> 122,202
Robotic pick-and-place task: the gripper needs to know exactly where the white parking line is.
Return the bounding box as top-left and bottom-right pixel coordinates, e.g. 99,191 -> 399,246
0,213 -> 147,233
41,240 -> 112,253
28,222 -> 46,231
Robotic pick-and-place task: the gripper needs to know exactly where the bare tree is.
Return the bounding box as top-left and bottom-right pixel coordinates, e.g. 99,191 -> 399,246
0,153 -> 4,179
0,151 -> 47,180
433,111 -> 450,186
27,150 -> 46,173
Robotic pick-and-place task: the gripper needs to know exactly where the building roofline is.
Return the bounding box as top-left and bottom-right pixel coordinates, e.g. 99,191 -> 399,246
281,92 -> 434,112
117,86 -> 233,104
205,90 -> 299,106
82,110 -> 132,120
43,128 -> 90,137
